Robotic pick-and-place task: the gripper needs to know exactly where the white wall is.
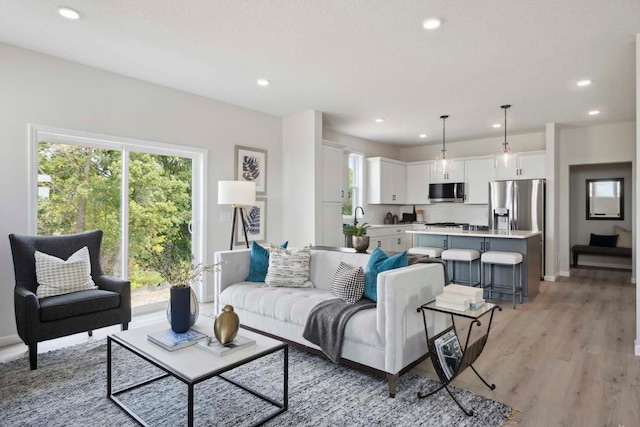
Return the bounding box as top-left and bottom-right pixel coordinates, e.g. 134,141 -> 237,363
635,33 -> 640,357
0,43 -> 283,344
545,123 -> 561,280
282,111 -> 322,247
558,122 -> 636,277
569,163 -> 632,269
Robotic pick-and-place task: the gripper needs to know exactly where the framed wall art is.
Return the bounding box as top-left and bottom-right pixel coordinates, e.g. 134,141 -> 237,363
236,198 -> 266,245
235,145 -> 267,195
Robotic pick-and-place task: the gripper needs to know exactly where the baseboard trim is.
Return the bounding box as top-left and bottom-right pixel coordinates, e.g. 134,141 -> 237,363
0,334 -> 22,347
635,339 -> 640,356
544,272 -> 560,282
559,270 -> 570,277
631,277 -> 636,284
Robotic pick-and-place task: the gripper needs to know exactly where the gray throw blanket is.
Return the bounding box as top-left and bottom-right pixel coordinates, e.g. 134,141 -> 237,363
302,298 -> 376,363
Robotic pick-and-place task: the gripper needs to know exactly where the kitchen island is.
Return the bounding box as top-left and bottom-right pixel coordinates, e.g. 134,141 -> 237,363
407,228 -> 542,303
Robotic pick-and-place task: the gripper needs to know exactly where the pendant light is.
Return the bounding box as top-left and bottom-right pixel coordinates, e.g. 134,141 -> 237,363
435,115 -> 451,174
494,104 -> 519,169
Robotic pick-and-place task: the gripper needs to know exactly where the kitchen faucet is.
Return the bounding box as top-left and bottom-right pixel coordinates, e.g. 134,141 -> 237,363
354,206 -> 364,226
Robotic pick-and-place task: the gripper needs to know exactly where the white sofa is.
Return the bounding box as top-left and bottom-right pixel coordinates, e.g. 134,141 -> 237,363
214,248 -> 446,397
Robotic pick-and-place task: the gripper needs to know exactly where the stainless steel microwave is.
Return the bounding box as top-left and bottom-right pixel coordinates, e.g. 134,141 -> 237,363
428,182 -> 465,203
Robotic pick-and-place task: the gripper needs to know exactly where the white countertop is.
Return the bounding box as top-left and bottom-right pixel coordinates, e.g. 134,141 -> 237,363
407,227 -> 542,239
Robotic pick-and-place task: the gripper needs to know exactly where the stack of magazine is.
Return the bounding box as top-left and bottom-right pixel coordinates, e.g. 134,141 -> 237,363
147,328 -> 208,351
196,335 -> 256,356
434,329 -> 464,380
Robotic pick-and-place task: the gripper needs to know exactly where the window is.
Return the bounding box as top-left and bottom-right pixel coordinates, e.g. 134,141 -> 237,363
30,125 -> 207,310
343,153 -> 363,217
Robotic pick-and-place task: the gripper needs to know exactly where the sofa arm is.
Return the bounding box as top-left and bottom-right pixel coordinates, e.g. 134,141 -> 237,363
214,249 -> 251,312
376,263 -> 446,374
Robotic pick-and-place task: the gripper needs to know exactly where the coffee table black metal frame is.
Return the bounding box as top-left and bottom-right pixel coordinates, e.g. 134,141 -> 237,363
417,300 -> 501,416
107,335 -> 288,427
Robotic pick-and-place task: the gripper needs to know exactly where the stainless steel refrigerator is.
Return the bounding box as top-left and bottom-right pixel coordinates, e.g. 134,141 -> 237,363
489,179 -> 545,277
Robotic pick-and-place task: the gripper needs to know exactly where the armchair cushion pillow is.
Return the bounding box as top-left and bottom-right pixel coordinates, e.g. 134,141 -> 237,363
364,248 -> 408,302
614,226 -> 631,248
35,246 -> 97,298
265,244 -> 314,288
39,289 -> 120,321
330,262 -> 366,304
245,241 -> 289,282
588,233 -> 618,248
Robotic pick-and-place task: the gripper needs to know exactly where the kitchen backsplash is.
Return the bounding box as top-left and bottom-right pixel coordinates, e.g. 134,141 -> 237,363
362,203 -> 489,226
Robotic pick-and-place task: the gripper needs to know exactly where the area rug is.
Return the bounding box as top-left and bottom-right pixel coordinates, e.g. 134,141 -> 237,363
0,340 -> 510,426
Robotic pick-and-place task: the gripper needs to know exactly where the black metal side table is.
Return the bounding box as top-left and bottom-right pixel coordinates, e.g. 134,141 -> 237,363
417,300 -> 501,416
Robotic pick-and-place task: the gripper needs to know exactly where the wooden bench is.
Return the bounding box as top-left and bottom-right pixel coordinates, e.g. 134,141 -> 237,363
572,245 -> 632,267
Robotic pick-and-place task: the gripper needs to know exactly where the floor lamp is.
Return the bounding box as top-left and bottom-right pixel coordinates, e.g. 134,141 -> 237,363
218,181 -> 256,250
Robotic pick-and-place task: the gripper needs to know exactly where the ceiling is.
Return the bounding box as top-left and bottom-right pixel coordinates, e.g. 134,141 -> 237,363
1,1 -> 639,146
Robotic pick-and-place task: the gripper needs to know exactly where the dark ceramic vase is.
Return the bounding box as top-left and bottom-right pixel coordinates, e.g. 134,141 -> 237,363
170,287 -> 191,333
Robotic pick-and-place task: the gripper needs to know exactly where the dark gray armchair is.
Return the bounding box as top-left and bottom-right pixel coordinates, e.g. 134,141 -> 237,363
9,230 -> 131,370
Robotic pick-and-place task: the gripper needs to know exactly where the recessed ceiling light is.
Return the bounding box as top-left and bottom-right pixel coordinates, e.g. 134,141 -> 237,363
588,110 -> 600,115
492,123 -> 501,128
577,80 -> 592,87
58,6 -> 81,20
256,78 -> 270,86
419,134 -> 427,138
422,18 -> 441,30
375,118 -> 385,123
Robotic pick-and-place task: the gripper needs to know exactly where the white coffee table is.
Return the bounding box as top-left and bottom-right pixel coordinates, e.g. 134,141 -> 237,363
107,317 -> 288,427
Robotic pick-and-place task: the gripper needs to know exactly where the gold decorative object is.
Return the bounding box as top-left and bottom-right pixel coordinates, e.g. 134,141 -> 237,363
214,305 -> 239,345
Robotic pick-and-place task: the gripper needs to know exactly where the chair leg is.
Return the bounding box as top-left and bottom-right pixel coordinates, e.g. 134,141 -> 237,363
88,330 -> 93,337
121,323 -> 129,331
29,343 -> 37,370
512,265 -> 516,309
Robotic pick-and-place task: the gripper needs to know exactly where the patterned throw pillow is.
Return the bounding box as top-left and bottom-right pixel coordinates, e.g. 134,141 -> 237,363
330,262 -> 365,304
264,244 -> 314,288
245,241 -> 289,282
35,246 -> 98,298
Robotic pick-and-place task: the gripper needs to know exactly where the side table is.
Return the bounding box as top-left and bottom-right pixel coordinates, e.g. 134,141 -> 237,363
417,300 -> 501,416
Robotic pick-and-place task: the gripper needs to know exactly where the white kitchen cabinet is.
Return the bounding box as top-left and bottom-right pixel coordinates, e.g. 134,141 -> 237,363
464,157 -> 495,204
366,225 -> 412,252
343,152 -> 351,202
322,145 -> 345,202
406,162 -> 431,205
367,158 -> 406,204
321,202 -> 344,247
495,151 -> 546,180
430,160 -> 465,183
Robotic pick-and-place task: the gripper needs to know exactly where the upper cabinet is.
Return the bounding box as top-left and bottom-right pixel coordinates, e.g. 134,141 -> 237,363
495,151 -> 546,180
464,157 -> 495,204
406,162 -> 432,205
430,161 -> 465,184
367,157 -> 406,204
322,143 -> 346,203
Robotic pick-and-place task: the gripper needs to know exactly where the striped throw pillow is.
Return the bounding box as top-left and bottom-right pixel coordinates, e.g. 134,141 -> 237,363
264,244 -> 314,288
35,246 -> 98,298
330,262 -> 365,304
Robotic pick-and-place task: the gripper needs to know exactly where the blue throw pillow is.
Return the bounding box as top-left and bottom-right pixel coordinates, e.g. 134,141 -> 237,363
364,247 -> 408,302
245,241 -> 288,282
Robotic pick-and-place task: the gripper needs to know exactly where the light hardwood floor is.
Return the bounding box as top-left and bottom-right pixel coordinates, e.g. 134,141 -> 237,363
413,267 -> 637,427
1,270 -> 636,426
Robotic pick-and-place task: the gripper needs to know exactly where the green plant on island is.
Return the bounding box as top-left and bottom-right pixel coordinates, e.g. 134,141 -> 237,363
343,222 -> 369,237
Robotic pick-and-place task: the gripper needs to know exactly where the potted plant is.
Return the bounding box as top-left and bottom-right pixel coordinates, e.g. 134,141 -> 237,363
343,223 -> 370,253
145,241 -> 224,333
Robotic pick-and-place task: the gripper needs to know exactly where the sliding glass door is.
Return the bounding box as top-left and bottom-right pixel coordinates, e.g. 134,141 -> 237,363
32,126 -> 205,309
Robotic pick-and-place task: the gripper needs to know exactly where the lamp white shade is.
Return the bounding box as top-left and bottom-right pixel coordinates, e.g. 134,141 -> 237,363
218,181 -> 256,206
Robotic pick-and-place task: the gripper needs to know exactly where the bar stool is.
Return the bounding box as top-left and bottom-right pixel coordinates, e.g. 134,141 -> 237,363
408,247 -> 444,258
441,249 -> 480,287
481,251 -> 523,309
